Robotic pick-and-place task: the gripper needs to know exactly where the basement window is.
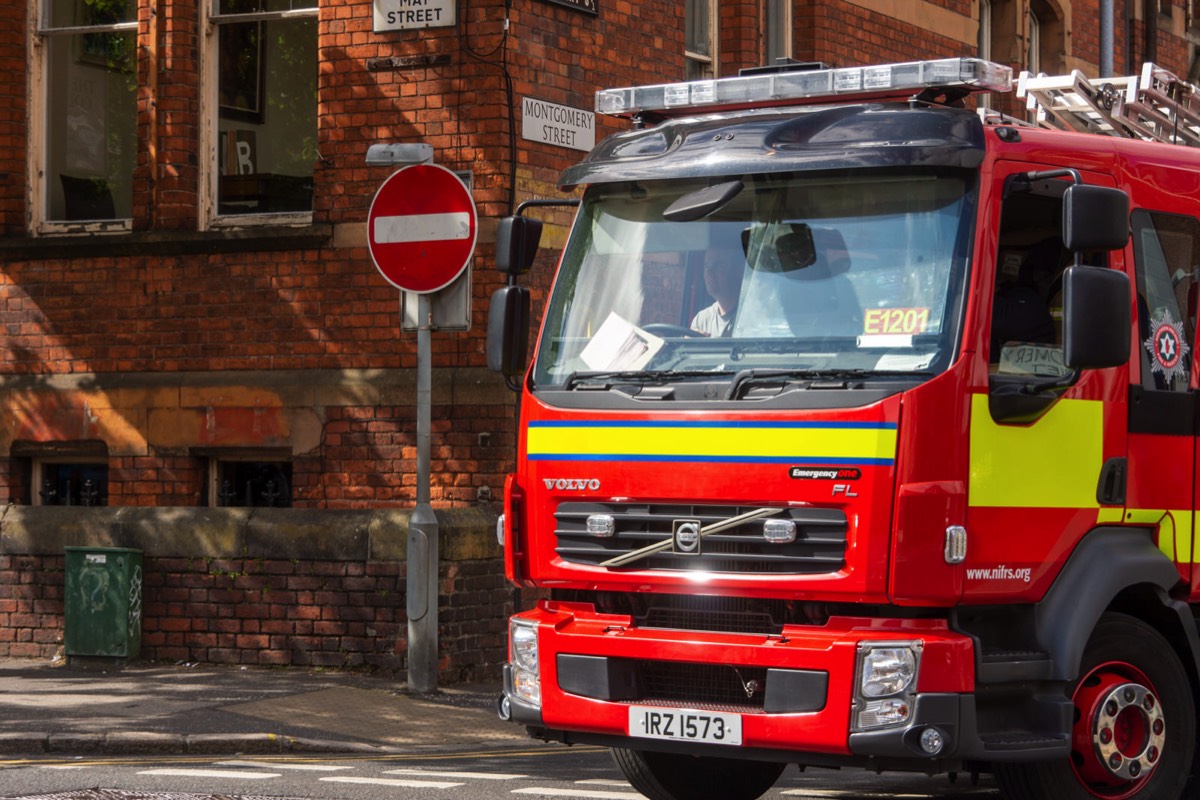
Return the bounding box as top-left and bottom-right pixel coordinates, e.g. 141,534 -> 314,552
202,452 -> 293,508
33,459 -> 109,507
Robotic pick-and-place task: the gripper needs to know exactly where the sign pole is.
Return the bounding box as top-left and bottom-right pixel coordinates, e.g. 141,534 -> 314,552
407,292 -> 439,693
366,162 -> 476,695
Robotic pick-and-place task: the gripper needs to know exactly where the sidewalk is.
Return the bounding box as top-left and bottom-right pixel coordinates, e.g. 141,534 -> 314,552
0,658 -> 528,756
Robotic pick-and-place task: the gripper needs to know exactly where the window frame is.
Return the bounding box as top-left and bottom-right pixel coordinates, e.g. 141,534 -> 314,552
684,0 -> 717,80
1131,209 -> 1200,394
201,449 -> 294,508
30,456 -> 110,506
201,0 -> 319,230
765,0 -> 791,65
31,0 -> 138,235
1027,7 -> 1041,75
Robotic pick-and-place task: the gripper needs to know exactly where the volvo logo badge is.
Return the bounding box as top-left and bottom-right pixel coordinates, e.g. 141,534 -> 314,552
543,478 -> 601,491
673,519 -> 702,555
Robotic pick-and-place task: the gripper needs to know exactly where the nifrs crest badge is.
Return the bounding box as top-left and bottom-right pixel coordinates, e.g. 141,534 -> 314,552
1144,308 -> 1191,384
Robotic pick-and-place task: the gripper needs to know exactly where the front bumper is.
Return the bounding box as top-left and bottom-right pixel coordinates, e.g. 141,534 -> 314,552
501,602 -> 981,768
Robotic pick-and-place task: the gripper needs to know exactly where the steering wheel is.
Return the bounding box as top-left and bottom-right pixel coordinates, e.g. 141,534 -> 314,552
642,324 -> 705,338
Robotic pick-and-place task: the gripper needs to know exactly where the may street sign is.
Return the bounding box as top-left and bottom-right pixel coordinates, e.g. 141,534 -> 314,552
373,0 -> 455,31
521,97 -> 596,152
367,164 -> 477,293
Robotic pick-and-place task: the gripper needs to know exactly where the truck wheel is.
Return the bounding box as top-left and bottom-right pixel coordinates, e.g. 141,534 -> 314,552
612,748 -> 784,800
994,613 -> 1194,800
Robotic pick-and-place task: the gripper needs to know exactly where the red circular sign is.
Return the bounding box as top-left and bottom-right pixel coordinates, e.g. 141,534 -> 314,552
367,164 -> 478,293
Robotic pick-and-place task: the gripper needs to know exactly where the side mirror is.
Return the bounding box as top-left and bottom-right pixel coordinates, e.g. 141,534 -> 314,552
487,286 -> 531,381
496,216 -> 543,276
1063,265 -> 1131,370
1063,185 -> 1129,252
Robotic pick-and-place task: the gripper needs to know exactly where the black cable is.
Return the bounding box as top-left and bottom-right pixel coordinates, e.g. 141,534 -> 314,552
459,0 -> 517,214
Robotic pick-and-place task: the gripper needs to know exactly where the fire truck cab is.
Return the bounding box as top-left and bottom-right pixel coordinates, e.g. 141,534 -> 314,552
488,58 -> 1200,800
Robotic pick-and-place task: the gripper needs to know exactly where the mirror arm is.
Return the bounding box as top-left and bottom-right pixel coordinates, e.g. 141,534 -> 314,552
1023,167 -> 1082,185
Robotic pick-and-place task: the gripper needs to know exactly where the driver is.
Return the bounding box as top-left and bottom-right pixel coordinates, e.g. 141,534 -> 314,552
690,252 -> 744,337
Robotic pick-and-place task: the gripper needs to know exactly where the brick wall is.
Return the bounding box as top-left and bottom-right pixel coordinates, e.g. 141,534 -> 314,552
0,506 -> 516,683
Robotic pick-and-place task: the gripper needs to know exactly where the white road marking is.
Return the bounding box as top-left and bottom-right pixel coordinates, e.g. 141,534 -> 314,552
139,768 -> 280,779
511,788 -> 642,799
575,779 -> 632,786
384,768 -> 528,780
215,759 -> 353,771
322,775 -> 464,789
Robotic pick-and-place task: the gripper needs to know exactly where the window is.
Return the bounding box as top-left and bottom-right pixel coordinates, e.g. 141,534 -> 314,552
203,455 -> 293,507
211,0 -> 319,220
765,0 -> 791,65
989,176 -> 1071,378
33,459 -> 109,506
1027,0 -> 1065,76
1027,7 -> 1041,74
685,0 -> 716,80
33,0 -> 318,232
1131,211 -> 1199,393
36,0 -> 137,226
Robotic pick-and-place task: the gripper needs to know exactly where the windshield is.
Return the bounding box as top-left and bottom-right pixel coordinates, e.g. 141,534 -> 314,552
531,168 -> 977,389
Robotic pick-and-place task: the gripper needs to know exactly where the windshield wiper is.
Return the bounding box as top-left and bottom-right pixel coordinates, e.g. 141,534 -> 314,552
725,368 -> 931,400
563,369 -> 734,390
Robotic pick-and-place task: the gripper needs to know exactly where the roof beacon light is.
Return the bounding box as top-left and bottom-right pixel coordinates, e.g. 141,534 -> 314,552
596,57 -> 1013,120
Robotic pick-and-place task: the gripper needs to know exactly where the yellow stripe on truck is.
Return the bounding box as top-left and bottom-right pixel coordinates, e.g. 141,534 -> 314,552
527,420 -> 898,465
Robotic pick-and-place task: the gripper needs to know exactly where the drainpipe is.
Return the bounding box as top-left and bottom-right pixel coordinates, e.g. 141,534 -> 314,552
1100,0 -> 1113,76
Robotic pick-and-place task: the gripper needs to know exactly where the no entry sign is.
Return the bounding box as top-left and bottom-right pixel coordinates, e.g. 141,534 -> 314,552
367,164 -> 478,293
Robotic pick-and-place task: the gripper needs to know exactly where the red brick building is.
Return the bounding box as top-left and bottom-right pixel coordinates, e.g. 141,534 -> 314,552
0,1 -> 1197,677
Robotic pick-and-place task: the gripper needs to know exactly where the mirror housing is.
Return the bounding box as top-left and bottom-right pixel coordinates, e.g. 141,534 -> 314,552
1063,265 -> 1131,370
487,286 -> 531,381
1063,184 -> 1129,252
663,180 -> 744,222
496,216 -> 543,276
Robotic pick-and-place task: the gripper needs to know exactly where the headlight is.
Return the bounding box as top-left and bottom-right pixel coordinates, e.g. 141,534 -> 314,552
853,641 -> 921,731
509,619 -> 541,707
510,620 -> 539,672
860,646 -> 916,698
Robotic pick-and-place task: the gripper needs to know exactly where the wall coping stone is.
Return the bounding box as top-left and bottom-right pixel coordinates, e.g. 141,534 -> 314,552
0,505 -> 500,562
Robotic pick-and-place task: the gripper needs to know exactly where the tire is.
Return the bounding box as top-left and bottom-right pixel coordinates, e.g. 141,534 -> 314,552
612,747 -> 785,800
994,613 -> 1194,800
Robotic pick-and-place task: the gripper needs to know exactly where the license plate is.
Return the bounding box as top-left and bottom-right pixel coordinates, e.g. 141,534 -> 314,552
628,705 -> 742,746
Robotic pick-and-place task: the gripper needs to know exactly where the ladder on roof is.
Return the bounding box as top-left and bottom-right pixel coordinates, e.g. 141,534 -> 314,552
1016,63 -> 1200,147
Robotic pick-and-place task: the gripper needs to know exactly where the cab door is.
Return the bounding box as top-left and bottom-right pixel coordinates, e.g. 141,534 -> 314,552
965,163 -> 1131,602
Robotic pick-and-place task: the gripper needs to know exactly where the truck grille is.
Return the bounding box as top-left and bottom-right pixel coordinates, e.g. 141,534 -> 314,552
554,503 -> 847,574
636,594 -> 791,635
641,661 -> 769,710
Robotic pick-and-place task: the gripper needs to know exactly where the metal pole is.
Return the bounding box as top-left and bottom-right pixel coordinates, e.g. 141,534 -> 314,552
407,292 -> 439,693
1100,0 -> 1113,77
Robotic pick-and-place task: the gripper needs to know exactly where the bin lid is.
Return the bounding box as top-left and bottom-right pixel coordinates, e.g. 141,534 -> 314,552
65,546 -> 143,554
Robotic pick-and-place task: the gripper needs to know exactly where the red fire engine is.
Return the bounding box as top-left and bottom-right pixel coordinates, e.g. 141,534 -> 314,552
487,58 -> 1200,800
